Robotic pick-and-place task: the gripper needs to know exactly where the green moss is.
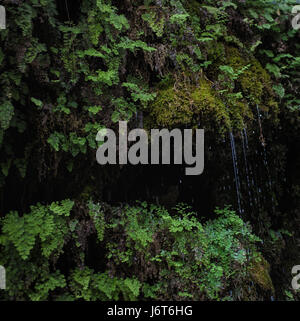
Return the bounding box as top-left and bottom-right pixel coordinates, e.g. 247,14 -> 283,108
229,100 -> 253,129
148,75 -> 232,134
149,81 -> 194,128
148,74 -> 252,134
225,47 -> 278,111
191,78 -> 232,131
249,254 -> 275,294
147,45 -> 279,134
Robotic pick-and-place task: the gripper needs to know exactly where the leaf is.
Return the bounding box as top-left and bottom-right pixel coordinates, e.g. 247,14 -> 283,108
266,63 -> 281,78
88,105 -> 102,115
0,101 -> 14,130
250,40 -> 262,52
259,49 -> 274,58
31,97 -> 43,108
273,84 -> 285,99
47,133 -> 61,151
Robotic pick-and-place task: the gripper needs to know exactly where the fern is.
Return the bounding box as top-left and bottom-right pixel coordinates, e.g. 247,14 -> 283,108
88,201 -> 105,242
0,101 -> 14,130
0,200 -> 74,260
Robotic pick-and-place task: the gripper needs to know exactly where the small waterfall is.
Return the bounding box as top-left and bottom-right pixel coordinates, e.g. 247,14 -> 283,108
241,128 -> 253,209
242,128 -> 260,212
229,132 -> 243,215
253,148 -> 262,211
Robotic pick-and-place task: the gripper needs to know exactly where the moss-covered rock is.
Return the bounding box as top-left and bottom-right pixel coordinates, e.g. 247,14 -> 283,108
225,46 -> 278,112
249,254 -> 275,294
148,73 -> 254,134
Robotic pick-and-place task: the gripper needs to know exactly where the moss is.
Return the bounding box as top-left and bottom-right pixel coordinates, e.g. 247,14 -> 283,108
229,100 -> 253,129
148,45 -> 279,134
148,75 -> 232,134
249,253 -> 275,294
148,73 -> 254,134
146,44 -> 280,136
149,82 -> 194,127
191,78 -> 232,130
225,46 -> 278,111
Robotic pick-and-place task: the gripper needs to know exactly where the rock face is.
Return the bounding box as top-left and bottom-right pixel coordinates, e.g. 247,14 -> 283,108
249,254 -> 275,295
0,0 -> 299,301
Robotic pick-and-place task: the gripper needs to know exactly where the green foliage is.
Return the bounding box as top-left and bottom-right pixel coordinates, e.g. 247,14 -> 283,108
0,101 -> 14,131
142,10 -> 166,37
0,0 -> 160,182
0,0 -> 299,303
30,97 -> 43,108
105,202 -> 263,300
1,0 -> 295,182
0,199 -> 76,300
0,200 -> 267,301
47,131 -> 91,156
148,73 -> 252,134
88,201 -> 105,242
29,272 -> 66,301
69,268 -> 141,301
122,76 -> 157,108
0,200 -> 74,260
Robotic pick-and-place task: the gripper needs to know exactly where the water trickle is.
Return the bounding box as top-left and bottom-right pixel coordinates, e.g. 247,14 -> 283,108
229,132 -> 243,215
243,128 -> 249,149
241,129 -> 253,209
243,128 -> 259,211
